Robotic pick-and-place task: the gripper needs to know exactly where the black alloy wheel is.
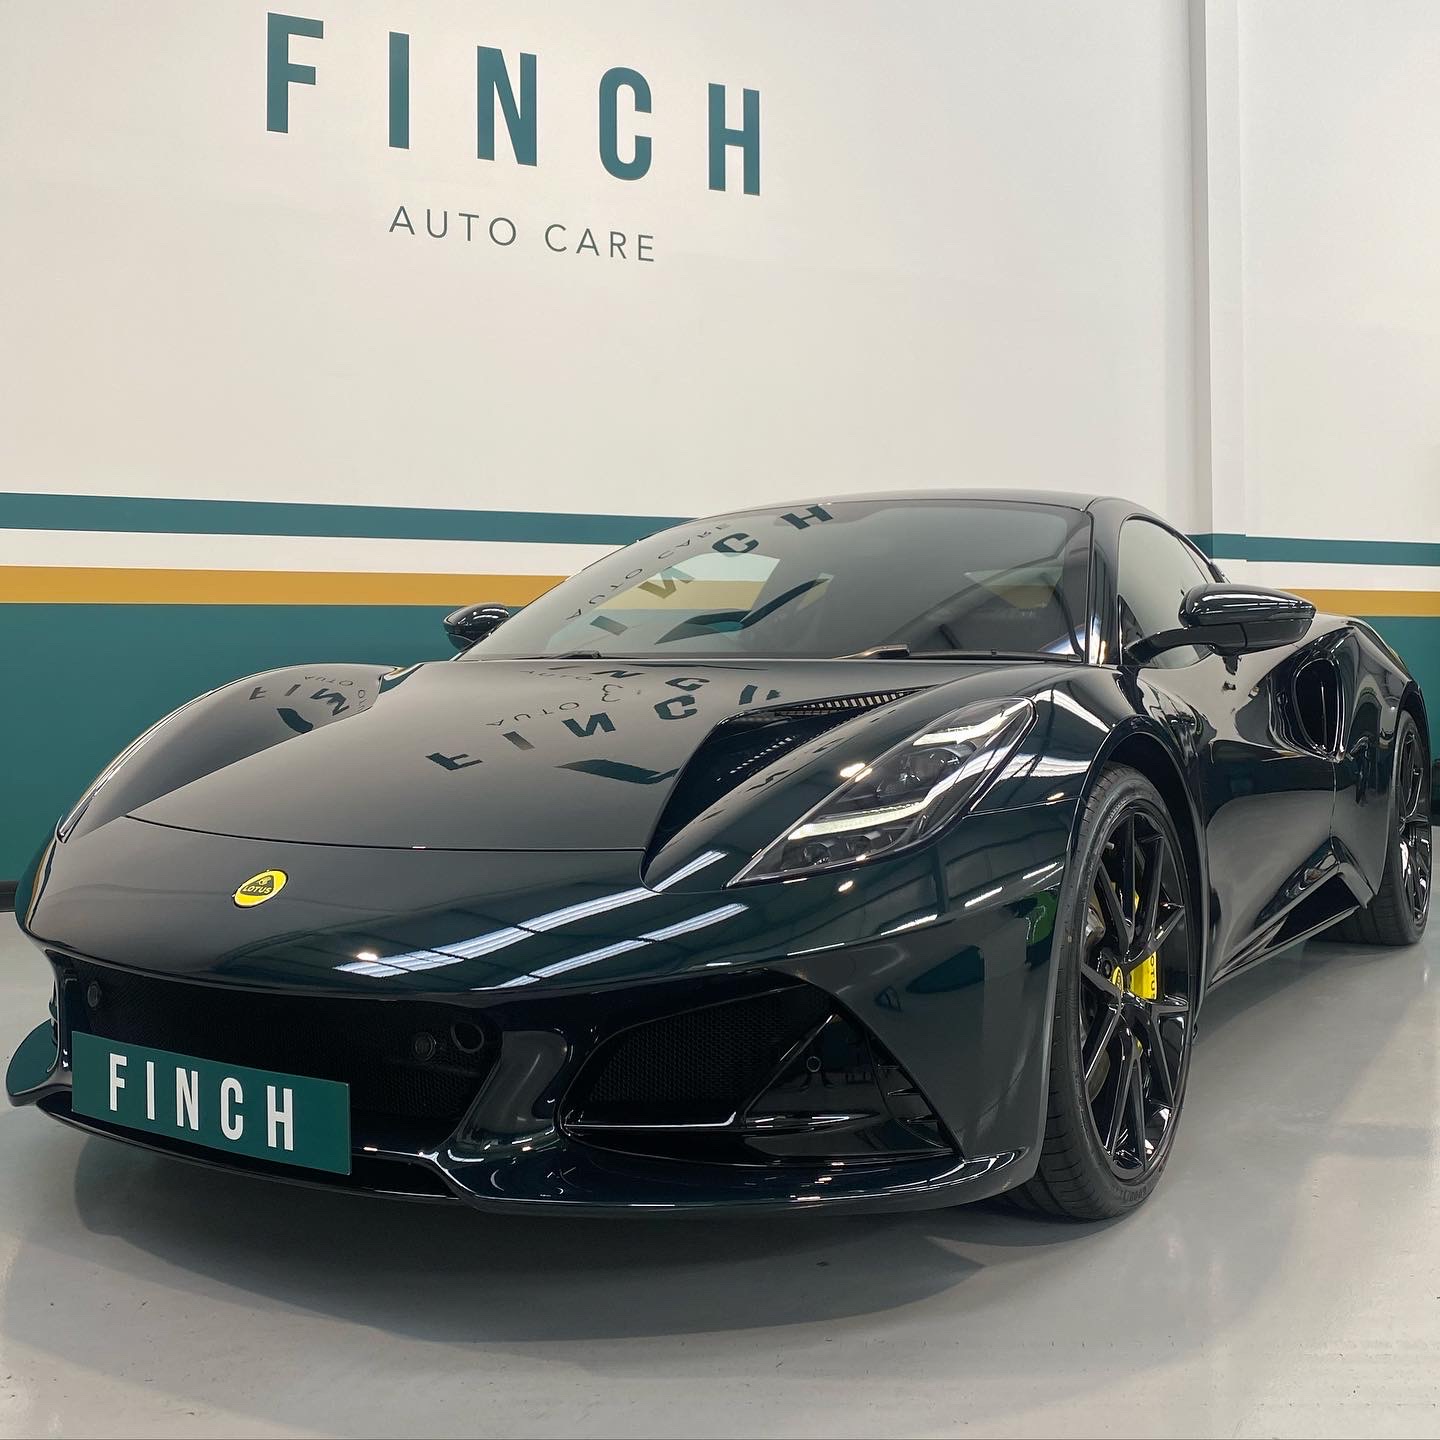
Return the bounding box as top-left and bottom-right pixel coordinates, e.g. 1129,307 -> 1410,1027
1015,766 -> 1200,1219
1396,721 -> 1432,931
1341,711 -> 1431,945
1078,804 -> 1195,1181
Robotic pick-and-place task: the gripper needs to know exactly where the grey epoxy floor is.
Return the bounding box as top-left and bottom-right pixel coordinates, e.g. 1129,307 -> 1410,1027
0,889 -> 1437,1440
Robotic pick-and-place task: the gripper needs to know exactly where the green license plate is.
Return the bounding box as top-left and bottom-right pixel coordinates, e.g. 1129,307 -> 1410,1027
71,1031 -> 351,1175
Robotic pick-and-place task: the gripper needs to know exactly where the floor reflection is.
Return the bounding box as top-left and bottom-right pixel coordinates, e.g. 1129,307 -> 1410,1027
0,902 -> 1436,1437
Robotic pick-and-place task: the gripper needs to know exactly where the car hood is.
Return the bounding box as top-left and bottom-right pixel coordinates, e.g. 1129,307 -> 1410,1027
129,657 -> 1042,851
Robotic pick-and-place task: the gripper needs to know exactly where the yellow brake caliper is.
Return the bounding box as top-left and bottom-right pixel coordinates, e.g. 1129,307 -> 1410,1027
1106,892 -> 1159,1002
1131,950 -> 1159,1001
1129,887 -> 1158,1000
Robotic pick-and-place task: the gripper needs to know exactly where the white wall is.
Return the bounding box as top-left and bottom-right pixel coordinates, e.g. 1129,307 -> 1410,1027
1186,0 -> 1440,550
1237,0 -> 1440,545
2,0 -> 1437,582
1,0 -> 1199,532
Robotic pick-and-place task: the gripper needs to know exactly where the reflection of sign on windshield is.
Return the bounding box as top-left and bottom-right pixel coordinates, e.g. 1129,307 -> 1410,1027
560,506 -> 837,647
565,506 -> 834,618
488,499 -> 1087,662
654,576 -> 831,645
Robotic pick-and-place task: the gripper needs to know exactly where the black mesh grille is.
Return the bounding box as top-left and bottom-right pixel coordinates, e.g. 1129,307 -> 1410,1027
62,959 -> 494,1131
574,985 -> 834,1126
768,691 -> 917,715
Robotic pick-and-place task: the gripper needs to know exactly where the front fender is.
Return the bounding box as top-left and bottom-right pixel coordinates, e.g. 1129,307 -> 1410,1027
975,667 -> 1211,991
56,662 -> 395,844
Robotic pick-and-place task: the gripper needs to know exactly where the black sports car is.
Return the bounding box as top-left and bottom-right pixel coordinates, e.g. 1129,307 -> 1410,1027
6,492 -> 1432,1219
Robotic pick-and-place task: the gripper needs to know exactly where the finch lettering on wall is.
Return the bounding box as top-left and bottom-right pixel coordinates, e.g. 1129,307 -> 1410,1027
265,12 -> 762,195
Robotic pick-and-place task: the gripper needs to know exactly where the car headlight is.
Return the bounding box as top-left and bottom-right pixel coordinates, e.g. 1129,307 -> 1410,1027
731,697 -> 1034,884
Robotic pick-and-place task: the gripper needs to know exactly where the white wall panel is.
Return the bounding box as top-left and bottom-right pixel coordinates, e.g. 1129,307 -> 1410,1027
0,1 -> 1198,523
1237,0 -> 1440,543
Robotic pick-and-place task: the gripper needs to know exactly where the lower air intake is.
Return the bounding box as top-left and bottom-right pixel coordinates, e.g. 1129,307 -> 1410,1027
564,981 -> 951,1166
577,985 -> 834,1127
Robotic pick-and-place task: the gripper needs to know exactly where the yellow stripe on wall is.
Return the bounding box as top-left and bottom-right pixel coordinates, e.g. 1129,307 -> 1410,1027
2,568 -> 1437,617
0,567 -> 563,606
1293,588 -> 1440,618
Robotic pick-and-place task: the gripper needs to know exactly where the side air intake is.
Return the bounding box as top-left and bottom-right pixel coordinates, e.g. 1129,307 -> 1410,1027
647,690 -> 922,854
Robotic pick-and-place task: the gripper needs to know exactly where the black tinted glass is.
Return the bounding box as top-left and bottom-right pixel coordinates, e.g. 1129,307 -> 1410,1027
1117,519 -> 1216,669
469,499 -> 1091,661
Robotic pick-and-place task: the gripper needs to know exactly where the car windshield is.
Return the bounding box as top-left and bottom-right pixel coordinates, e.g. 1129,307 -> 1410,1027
466,498 -> 1092,661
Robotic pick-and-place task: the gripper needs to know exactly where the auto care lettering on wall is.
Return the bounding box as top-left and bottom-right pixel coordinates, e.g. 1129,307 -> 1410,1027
265,12 -> 763,267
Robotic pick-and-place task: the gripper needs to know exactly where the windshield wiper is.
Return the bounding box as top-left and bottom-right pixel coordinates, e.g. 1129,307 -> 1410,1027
908,649 -> 1058,661
842,645 -> 1061,661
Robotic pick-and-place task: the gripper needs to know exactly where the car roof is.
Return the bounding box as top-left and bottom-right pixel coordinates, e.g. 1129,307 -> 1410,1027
754,489 -> 1164,521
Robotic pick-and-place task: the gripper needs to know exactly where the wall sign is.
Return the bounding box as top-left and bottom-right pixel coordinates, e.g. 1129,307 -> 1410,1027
266,11 -> 763,266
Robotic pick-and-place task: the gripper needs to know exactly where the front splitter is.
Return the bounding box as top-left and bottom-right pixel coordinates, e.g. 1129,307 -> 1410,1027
12,1021 -> 1028,1216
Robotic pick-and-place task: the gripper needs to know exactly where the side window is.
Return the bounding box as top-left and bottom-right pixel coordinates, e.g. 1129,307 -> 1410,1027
1117,520 -> 1215,669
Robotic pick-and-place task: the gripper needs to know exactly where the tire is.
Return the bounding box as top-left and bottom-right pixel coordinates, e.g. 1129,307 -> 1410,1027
1014,765 -> 1200,1221
1336,711 -> 1431,946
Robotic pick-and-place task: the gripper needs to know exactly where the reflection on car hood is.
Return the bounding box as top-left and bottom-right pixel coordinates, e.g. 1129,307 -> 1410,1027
129,658 -> 1034,850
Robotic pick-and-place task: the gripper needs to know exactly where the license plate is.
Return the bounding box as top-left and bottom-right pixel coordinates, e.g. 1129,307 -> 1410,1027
71,1032 -> 351,1175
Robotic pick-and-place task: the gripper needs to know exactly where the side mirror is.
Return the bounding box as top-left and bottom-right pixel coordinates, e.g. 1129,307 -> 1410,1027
443,603 -> 513,652
1128,584 -> 1315,664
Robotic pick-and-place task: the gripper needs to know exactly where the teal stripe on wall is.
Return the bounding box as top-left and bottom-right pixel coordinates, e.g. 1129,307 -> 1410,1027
0,603 -> 455,880
0,493 -> 685,547
3,494 -> 1436,565
1360,615 -> 1440,751
1193,532 -> 1440,567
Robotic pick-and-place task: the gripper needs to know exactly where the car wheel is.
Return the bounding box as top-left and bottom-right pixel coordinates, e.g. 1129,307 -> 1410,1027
1337,711 -> 1431,946
1013,765 -> 1200,1220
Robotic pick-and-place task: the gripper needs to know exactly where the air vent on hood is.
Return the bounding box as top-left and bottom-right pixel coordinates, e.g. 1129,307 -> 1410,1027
645,689 -> 922,857
764,691 -> 917,715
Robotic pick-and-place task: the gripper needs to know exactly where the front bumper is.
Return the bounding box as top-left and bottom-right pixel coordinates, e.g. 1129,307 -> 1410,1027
13,1045 -> 1022,1215
6,964 -> 1027,1215
9,806 -> 1070,1214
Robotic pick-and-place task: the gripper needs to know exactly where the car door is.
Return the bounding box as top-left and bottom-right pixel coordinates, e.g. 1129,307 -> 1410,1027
1115,518 -> 1338,977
